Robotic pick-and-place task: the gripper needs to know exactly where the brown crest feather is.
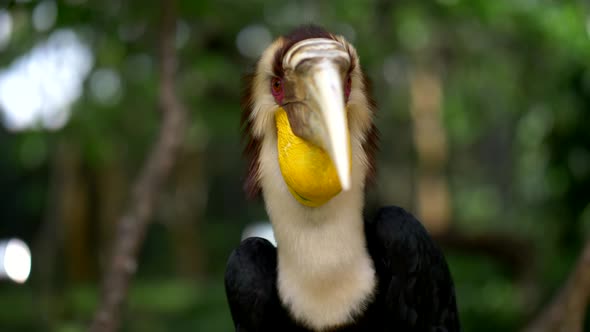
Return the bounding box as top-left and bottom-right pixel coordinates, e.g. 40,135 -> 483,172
272,25 -> 335,78
241,73 -> 262,199
364,123 -> 380,188
361,72 -> 379,188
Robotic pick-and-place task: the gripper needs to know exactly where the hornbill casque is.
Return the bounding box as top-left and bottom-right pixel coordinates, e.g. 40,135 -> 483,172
225,25 -> 460,332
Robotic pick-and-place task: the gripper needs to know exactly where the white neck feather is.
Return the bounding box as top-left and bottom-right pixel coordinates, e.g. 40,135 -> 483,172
259,129 -> 376,331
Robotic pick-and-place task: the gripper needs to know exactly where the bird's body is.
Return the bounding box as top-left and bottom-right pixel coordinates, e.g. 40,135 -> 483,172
226,206 -> 459,332
226,25 -> 460,332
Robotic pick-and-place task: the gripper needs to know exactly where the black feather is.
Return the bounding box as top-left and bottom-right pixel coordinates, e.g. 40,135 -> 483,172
225,207 -> 461,332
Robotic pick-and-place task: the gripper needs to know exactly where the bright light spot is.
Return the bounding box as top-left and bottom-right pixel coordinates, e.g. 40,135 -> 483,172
236,24 -> 272,59
586,17 -> 590,40
176,20 -> 190,49
32,1 -> 57,32
0,10 -> 12,50
242,222 -> 276,247
0,29 -> 93,131
0,239 -> 31,284
90,68 -> 122,106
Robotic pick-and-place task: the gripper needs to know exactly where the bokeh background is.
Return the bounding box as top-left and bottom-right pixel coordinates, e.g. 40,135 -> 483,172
1,0 -> 590,331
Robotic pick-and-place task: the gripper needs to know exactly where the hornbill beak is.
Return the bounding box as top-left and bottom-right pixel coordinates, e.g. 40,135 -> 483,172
282,39 -> 352,191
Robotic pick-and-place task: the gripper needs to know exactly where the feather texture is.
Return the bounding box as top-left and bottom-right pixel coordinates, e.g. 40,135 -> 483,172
225,206 -> 461,331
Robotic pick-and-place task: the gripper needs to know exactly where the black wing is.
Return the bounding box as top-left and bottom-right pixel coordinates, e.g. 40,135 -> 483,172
365,206 -> 461,332
225,208 -> 460,332
224,237 -> 303,332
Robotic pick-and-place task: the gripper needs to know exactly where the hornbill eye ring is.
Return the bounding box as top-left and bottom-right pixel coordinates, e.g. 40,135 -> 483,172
271,77 -> 284,103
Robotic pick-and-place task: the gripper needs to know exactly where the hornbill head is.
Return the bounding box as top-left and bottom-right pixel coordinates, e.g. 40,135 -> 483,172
242,26 -> 377,208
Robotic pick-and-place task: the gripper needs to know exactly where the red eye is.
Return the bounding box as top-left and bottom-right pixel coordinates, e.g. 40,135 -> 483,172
271,77 -> 284,104
345,76 -> 352,101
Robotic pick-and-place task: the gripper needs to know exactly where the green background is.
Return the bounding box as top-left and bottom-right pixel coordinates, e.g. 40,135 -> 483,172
1,0 -> 589,331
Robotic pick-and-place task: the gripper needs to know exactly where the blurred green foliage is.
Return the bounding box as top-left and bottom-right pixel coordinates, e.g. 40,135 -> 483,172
0,0 -> 589,331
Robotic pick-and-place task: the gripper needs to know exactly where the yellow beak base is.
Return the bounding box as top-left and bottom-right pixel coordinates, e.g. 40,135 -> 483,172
275,108 -> 343,207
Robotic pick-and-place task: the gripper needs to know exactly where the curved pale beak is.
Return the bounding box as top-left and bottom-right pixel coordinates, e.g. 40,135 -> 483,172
305,64 -> 351,190
282,56 -> 351,191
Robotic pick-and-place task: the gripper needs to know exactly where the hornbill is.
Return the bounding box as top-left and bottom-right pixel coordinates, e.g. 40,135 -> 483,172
225,25 -> 460,332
